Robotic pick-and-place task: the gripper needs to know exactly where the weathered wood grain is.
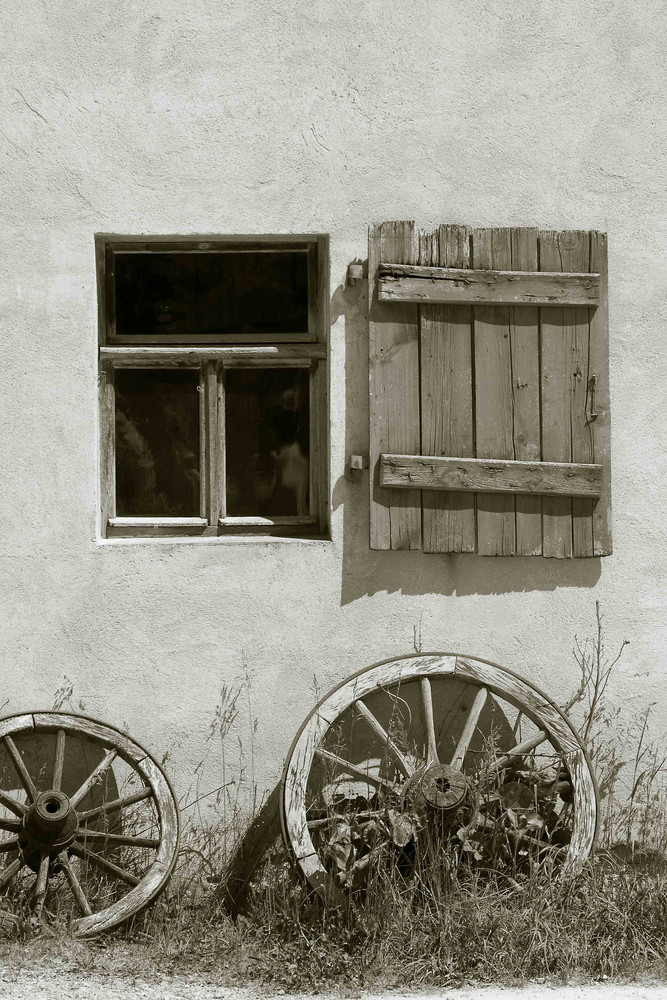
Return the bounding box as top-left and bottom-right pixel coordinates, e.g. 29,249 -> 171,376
510,229 -> 542,555
205,362 -> 222,524
540,231 -> 589,557
450,687 -> 488,769
3,736 -> 38,803
354,700 -> 414,777
379,264 -> 600,306
563,748 -> 598,870
314,654 -> 456,725
282,711 -> 328,866
589,231 -> 613,555
420,225 -> 476,553
100,345 -> 325,365
490,730 -> 547,772
571,265 -> 595,556
454,657 -> 579,754
198,368 -> 208,520
0,712 -> 181,938
107,517 -> 209,537
0,715 -> 36,739
420,677 -> 439,766
31,713 -> 147,766
99,363 -> 115,532
473,228 -> 516,554
369,222 -> 421,549
309,360 -> 325,530
281,653 -> 598,904
380,455 -> 602,497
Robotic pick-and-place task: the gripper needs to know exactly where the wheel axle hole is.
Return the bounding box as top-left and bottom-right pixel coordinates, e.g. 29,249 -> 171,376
435,778 -> 451,793
45,800 -> 60,814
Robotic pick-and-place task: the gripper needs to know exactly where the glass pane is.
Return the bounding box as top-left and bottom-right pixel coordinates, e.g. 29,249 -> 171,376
225,368 -> 310,517
114,251 -> 309,338
115,255 -> 198,338
115,369 -> 200,516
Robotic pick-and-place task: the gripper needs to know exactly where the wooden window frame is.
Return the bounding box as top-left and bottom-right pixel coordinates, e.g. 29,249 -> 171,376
96,234 -> 329,540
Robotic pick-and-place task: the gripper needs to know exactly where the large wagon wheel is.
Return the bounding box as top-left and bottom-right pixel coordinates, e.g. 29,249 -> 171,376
281,653 -> 598,900
0,712 -> 179,936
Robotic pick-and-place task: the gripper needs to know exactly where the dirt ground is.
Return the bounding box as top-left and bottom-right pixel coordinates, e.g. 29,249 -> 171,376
0,970 -> 664,1000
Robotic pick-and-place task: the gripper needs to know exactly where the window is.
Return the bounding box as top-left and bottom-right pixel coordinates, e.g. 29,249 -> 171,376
368,222 -> 612,558
97,235 -> 329,538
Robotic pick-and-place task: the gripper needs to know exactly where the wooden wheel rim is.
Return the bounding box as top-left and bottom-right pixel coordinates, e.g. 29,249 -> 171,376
281,652 -> 598,893
0,711 -> 180,937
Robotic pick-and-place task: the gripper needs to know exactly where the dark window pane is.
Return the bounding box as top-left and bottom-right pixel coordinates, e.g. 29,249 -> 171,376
115,255 -> 198,338
115,369 -> 200,516
114,251 -> 309,338
225,368 -> 310,517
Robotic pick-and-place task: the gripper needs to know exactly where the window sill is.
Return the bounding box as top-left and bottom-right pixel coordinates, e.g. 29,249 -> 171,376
105,516 -> 327,541
97,534 -> 331,547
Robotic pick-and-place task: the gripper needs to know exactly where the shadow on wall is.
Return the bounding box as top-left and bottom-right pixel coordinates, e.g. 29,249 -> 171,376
330,279 -> 602,606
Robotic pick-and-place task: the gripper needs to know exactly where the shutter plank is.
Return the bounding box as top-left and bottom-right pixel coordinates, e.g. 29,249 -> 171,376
571,236 -> 595,556
510,228 -> 542,555
378,266 -> 600,306
421,225 -> 475,553
540,231 -> 589,558
381,455 -> 602,496
369,222 -> 421,550
473,228 -> 516,555
589,231 -> 612,555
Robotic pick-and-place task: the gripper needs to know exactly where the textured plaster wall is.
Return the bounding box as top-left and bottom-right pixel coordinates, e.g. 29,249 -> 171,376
1,0 -> 666,806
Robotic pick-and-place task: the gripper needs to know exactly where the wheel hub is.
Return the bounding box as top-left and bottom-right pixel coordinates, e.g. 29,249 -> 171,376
403,763 -> 468,812
21,790 -> 79,853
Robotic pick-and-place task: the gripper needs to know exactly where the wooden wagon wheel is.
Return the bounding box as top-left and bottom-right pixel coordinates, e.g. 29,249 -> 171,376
281,653 -> 598,900
0,712 -> 179,936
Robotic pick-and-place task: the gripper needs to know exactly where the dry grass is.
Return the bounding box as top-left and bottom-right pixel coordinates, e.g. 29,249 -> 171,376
0,605 -> 666,991
1,847 -> 665,992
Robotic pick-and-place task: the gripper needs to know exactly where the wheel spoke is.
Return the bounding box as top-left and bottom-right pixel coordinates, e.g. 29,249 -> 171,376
353,701 -> 414,777
69,749 -> 118,809
0,819 -> 22,834
76,831 -> 160,849
52,730 -> 66,792
57,851 -> 92,916
420,677 -> 439,767
70,844 -> 140,887
0,790 -> 26,819
314,748 -> 399,793
77,785 -> 153,823
489,731 -> 548,774
450,687 -> 488,770
307,809 -> 385,829
0,838 -> 20,854
0,855 -> 23,890
3,736 -> 38,804
32,852 -> 50,920
349,840 -> 388,874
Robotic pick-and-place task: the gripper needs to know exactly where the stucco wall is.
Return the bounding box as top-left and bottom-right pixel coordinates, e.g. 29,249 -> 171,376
1,0 -> 665,811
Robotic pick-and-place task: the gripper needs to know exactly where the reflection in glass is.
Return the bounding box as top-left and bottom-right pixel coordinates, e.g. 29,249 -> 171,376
225,368 -> 310,517
115,369 -> 200,516
115,251 -> 309,338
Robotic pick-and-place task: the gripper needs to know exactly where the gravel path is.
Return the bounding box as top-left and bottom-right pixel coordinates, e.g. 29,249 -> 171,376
0,970 -> 664,1000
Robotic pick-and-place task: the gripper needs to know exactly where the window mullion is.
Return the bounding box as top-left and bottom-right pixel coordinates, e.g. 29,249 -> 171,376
204,361 -> 224,526
100,362 -> 116,532
217,363 -> 226,521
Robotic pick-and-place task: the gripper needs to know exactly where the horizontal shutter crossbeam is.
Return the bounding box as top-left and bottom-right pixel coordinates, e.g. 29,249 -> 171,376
378,263 -> 600,307
380,455 -> 602,498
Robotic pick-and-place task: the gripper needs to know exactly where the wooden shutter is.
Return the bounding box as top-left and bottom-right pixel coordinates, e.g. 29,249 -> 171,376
368,223 -> 612,557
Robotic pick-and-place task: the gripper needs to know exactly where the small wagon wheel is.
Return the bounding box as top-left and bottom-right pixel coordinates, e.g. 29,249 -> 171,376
0,712 -> 179,936
281,653 -> 598,899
